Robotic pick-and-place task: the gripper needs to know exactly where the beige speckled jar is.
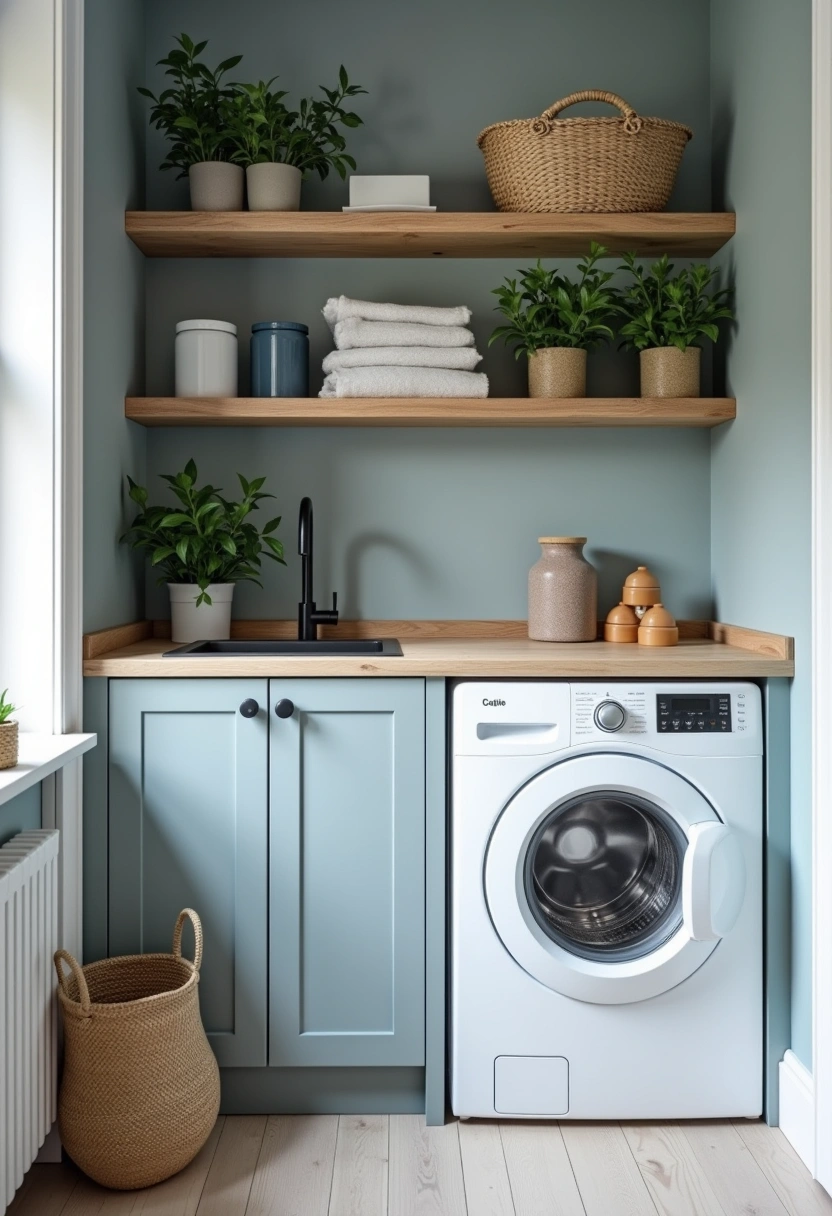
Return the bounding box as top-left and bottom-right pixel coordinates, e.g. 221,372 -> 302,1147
528,348 -> 587,398
640,346 -> 701,397
528,537 -> 597,642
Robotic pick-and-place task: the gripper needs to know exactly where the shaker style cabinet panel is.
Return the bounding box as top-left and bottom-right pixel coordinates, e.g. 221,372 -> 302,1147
268,679 -> 426,1067
108,678 -> 269,1067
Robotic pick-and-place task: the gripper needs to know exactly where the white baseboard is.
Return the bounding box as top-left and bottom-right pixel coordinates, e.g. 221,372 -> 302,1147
779,1050 -> 815,1172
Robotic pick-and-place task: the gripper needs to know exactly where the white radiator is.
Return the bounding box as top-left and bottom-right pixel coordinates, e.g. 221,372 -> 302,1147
0,831 -> 59,1211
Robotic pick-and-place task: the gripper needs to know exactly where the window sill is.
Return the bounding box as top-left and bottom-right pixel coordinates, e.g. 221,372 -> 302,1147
0,733 -> 96,808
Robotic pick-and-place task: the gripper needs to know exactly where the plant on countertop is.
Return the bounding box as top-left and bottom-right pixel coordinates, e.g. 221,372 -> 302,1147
138,33 -> 243,175
0,690 -> 18,725
227,65 -> 366,178
120,460 -> 286,605
488,244 -> 620,357
616,253 -> 733,351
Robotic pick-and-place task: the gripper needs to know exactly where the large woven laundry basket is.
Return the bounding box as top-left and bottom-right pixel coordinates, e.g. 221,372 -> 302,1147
54,909 -> 219,1191
477,89 -> 692,213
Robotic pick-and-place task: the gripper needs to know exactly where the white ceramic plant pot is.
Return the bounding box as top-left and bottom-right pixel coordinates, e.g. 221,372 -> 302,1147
168,584 -> 235,644
188,162 -> 244,211
246,163 -> 302,211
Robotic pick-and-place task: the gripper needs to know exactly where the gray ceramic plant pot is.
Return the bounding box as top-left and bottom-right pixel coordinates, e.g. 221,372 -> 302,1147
527,347 -> 587,398
245,163 -> 302,211
640,346 -> 701,397
188,162 -> 245,212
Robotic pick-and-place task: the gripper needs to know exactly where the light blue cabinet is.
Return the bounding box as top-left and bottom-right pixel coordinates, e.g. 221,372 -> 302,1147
269,679 -> 426,1068
108,678 -> 269,1067
106,676 -> 427,1076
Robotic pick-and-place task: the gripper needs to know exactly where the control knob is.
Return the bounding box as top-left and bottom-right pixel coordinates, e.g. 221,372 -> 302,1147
594,700 -> 627,732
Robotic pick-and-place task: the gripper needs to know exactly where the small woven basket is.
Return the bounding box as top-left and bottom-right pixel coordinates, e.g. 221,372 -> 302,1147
0,721 -> 18,770
54,909 -> 220,1191
477,89 -> 692,214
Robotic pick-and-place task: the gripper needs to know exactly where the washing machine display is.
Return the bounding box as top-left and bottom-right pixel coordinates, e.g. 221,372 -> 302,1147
451,680 -> 763,1121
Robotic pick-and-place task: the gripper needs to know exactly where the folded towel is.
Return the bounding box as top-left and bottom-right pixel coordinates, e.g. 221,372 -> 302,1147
320,366 -> 489,399
323,295 -> 471,330
322,345 -> 483,373
333,318 -> 475,350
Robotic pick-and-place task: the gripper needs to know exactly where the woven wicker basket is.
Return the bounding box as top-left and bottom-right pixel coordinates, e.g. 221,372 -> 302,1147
477,89 -> 692,214
0,721 -> 18,770
54,909 -> 220,1191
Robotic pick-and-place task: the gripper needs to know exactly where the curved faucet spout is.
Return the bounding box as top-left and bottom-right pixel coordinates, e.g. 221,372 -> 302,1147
296,496 -> 339,641
298,496 -> 313,557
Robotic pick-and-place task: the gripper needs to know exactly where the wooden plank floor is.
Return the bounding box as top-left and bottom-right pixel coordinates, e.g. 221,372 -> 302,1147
8,1116 -> 832,1216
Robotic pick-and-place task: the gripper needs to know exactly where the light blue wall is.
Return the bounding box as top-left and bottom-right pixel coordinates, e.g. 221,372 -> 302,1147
83,0 -> 147,632
709,0 -> 812,1065
141,0 -> 714,623
0,785 -> 41,848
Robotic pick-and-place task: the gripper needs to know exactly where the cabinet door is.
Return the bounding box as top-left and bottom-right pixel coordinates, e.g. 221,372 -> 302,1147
269,678 -> 425,1067
109,678 -> 268,1067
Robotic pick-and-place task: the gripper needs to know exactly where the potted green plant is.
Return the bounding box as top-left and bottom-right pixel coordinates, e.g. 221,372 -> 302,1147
617,253 -> 734,397
121,460 -> 286,643
228,66 -> 366,211
138,33 -> 244,211
489,244 -> 620,397
0,689 -> 19,771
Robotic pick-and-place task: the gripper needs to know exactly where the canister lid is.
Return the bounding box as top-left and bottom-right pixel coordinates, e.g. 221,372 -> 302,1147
175,318 -> 237,335
252,320 -> 309,334
605,602 -> 639,625
537,536 -> 587,544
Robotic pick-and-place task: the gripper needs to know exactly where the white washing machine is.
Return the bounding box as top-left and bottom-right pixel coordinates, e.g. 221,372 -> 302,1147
450,680 -> 762,1120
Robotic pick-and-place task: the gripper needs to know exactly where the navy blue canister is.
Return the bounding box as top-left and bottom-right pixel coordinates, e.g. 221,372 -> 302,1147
250,321 -> 309,397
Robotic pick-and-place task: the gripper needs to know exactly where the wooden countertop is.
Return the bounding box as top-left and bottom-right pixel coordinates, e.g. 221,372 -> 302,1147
82,624 -> 795,679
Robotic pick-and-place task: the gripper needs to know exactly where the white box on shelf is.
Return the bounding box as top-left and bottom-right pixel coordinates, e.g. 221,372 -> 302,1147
348,175 -> 430,208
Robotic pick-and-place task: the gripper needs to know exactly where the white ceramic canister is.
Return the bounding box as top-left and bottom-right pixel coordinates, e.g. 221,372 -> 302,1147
175,319 -> 238,397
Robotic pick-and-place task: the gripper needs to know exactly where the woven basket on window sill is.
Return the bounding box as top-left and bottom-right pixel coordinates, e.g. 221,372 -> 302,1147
477,89 -> 692,214
0,721 -> 18,770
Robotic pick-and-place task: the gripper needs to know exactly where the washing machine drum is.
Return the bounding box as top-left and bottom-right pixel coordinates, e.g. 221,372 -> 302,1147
485,753 -> 746,1004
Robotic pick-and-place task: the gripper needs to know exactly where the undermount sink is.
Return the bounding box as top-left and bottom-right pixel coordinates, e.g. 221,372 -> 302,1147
163,638 -> 403,657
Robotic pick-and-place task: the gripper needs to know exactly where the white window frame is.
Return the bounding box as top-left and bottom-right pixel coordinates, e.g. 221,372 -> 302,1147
0,0 -> 85,957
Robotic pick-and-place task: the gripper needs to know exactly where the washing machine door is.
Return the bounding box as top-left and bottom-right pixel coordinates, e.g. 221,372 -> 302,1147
484,752 -> 746,1004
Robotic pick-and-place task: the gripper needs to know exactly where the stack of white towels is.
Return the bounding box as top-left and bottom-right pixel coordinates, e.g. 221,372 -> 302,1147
319,296 -> 488,398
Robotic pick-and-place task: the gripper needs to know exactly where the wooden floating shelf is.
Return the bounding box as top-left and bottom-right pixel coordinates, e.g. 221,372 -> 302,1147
125,396 -> 736,429
124,211 -> 736,259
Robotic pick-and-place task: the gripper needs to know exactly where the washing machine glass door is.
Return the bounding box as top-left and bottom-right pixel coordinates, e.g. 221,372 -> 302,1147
485,752 -> 744,1005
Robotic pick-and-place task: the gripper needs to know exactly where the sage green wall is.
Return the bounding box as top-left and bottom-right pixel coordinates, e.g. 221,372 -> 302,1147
709,0 -> 812,1066
0,785 -> 41,848
83,0 -> 146,632
141,0 -> 714,622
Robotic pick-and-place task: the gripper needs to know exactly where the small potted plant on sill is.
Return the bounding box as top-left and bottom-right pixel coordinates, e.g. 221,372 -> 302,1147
120,460 -> 286,643
617,252 -> 734,397
138,33 -> 244,211
0,689 -> 19,771
227,66 -> 366,211
488,244 -> 620,397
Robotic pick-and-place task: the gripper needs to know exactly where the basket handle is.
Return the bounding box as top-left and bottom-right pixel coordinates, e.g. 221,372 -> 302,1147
54,949 -> 91,1017
533,90 -> 643,135
172,908 -> 203,972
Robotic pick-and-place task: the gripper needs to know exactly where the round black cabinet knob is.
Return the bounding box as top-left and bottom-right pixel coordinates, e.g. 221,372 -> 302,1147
275,698 -> 295,719
239,698 -> 260,718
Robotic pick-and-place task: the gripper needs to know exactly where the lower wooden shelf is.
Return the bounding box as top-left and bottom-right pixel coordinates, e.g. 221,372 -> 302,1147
124,396 -> 736,428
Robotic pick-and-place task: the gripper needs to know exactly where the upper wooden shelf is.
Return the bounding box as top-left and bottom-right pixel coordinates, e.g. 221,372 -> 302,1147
125,396 -> 736,428
124,211 -> 736,259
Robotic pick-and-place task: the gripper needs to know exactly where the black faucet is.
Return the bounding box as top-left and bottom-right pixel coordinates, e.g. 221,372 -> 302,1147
297,496 -> 339,641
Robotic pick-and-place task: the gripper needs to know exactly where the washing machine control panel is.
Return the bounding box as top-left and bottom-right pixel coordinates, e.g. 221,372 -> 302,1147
573,687 -> 649,739
657,693 -> 732,733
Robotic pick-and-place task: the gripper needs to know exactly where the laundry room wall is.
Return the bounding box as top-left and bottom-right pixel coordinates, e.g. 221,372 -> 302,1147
83,0 -> 146,633
140,0 -> 715,624
709,0 -> 813,1068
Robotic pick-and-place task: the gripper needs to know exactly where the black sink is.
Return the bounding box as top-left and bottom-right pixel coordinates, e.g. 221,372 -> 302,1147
163,638 -> 403,657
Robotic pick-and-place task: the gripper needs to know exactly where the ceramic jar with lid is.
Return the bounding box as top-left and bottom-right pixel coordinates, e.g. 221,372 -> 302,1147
604,602 -> 639,643
528,537 -> 597,642
250,321 -> 309,397
638,602 -> 679,647
622,565 -> 661,618
175,319 -> 238,397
